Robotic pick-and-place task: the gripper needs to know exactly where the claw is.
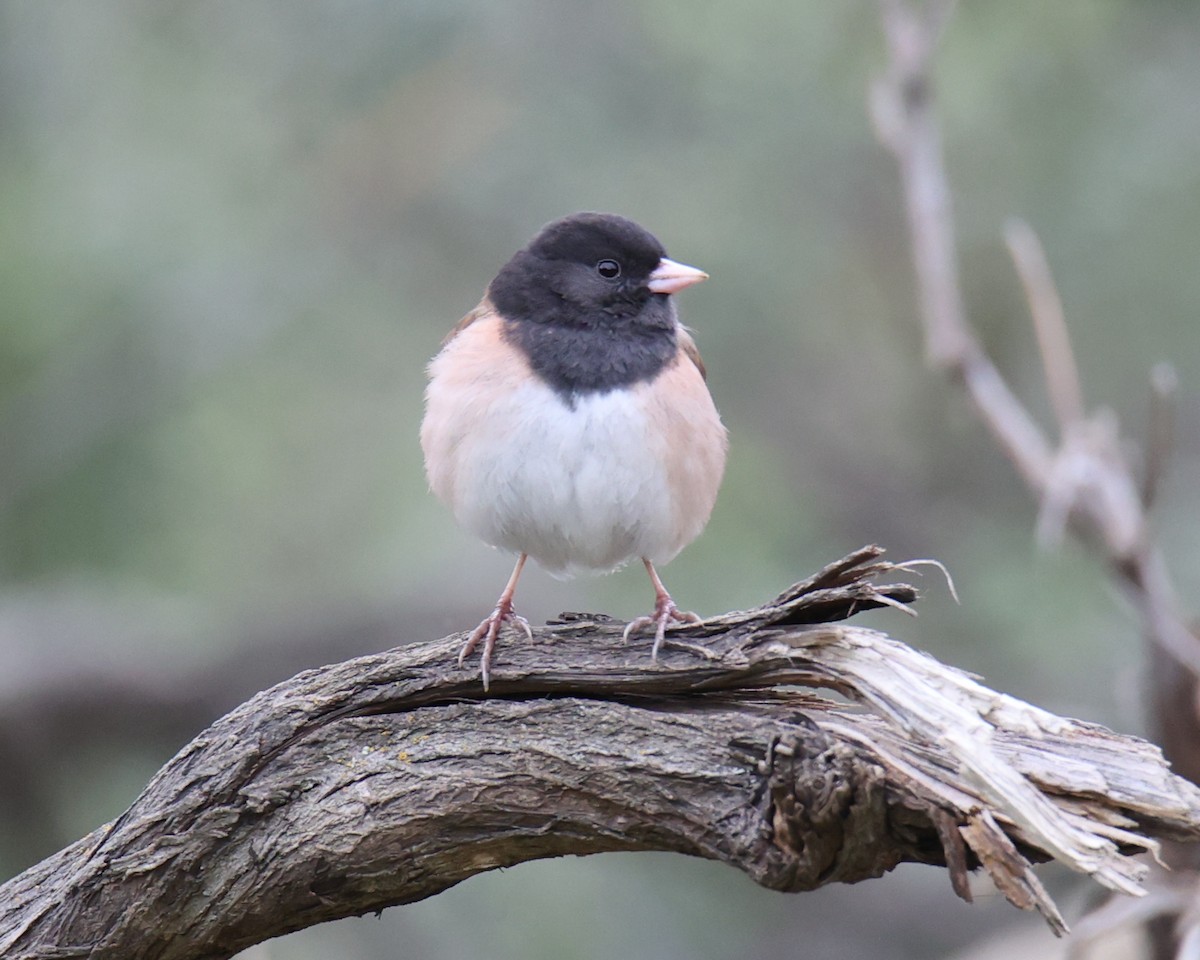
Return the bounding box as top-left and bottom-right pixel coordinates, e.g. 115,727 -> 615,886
458,553 -> 531,691
623,558 -> 703,661
459,604 -> 529,691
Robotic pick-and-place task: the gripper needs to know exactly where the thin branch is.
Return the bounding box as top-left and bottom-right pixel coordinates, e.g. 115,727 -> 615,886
1004,217 -> 1085,433
871,0 -> 1200,674
874,0 -> 971,369
870,4 -> 1054,492
2,549 -> 1199,959
873,4 -> 1200,955
1142,362 -> 1179,510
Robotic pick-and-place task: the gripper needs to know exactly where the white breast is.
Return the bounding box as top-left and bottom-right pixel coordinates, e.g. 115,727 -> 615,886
447,381 -> 679,577
422,311 -> 726,579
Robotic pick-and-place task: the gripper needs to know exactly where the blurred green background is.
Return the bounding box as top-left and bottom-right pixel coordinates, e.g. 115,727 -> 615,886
2,1 -> 1198,957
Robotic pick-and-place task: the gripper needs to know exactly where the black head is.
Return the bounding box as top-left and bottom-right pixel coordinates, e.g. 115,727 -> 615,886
489,213 -> 699,398
489,212 -> 669,328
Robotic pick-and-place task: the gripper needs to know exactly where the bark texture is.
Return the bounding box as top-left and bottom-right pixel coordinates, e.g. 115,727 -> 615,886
2,548 -> 1198,960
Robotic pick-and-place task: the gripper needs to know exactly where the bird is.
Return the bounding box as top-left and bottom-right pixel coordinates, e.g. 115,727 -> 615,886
420,212 -> 727,689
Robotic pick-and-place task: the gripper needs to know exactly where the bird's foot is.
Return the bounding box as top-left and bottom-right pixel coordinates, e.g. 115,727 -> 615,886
459,599 -> 532,691
622,596 -> 702,661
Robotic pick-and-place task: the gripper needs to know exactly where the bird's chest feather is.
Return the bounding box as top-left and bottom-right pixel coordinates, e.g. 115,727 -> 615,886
421,312 -> 725,576
450,381 -> 675,575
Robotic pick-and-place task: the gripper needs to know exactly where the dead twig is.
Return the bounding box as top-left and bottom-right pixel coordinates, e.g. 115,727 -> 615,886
1142,362 -> 1179,511
872,2 -> 1200,954
871,0 -> 1200,672
1004,217 -> 1085,433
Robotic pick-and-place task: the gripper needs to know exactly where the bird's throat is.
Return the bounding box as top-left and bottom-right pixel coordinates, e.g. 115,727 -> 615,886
503,313 -> 678,401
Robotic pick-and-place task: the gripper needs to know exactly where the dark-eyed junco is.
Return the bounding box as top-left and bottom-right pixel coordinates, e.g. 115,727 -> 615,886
421,212 -> 727,688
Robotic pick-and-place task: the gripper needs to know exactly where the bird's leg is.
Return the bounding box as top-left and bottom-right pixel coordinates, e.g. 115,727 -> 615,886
459,553 -> 533,690
621,558 -> 702,660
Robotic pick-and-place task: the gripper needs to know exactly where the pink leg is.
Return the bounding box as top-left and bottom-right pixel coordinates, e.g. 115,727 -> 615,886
459,553 -> 533,690
621,559 -> 702,660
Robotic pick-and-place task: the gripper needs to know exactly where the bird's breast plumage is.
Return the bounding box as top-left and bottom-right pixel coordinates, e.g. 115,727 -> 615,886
421,309 -> 726,577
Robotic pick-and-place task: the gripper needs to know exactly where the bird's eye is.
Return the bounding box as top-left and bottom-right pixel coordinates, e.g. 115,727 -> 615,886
596,259 -> 621,279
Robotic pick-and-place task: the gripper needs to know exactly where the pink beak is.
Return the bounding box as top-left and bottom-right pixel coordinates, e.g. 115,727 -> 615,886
647,257 -> 709,295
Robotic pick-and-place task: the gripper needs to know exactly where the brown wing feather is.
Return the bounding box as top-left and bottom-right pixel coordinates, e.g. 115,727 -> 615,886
442,299 -> 495,346
678,328 -> 708,381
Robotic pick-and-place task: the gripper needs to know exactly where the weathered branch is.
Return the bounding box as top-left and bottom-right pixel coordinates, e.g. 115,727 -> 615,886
2,548 -> 1198,959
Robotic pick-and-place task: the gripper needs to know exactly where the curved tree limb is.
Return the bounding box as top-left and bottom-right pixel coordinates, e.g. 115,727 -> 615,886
1,548 -> 1198,959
